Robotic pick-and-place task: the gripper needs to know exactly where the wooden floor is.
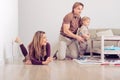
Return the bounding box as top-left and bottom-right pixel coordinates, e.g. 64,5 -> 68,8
0,59 -> 120,80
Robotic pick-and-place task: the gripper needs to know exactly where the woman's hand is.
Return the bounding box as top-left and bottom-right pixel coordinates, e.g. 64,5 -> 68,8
46,57 -> 53,61
42,57 -> 53,65
24,60 -> 32,65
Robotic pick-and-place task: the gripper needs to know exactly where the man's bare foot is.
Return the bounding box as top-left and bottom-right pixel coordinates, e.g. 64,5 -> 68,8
15,37 -> 22,44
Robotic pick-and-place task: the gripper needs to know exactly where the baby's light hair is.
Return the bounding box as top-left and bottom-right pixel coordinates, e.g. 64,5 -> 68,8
81,16 -> 90,22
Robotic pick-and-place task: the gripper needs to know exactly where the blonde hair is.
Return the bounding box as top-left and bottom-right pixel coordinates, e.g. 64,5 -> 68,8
81,16 -> 90,25
29,31 -> 46,60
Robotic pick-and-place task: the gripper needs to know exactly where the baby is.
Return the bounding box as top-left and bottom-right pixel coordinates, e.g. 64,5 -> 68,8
77,16 -> 90,60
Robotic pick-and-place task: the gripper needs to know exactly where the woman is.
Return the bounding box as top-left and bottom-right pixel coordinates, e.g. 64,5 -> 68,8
15,31 -> 53,65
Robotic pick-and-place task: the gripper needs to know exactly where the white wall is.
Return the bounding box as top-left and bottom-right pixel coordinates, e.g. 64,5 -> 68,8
19,0 -> 120,56
0,0 -> 18,64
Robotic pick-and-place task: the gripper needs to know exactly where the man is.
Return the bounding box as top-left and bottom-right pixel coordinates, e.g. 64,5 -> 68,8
57,2 -> 84,60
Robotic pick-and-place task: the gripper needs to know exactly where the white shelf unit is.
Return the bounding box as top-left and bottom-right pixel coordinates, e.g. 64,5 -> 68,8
101,36 -> 120,62
90,36 -> 120,63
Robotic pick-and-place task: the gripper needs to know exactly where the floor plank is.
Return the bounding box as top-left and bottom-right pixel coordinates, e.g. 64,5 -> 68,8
0,60 -> 120,80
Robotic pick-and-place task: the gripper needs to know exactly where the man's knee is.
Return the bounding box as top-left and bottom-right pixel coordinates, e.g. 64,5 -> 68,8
70,51 -> 78,59
57,52 -> 66,60
57,41 -> 67,60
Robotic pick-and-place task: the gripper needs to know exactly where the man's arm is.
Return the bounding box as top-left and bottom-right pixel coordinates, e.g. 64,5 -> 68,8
63,24 -> 84,42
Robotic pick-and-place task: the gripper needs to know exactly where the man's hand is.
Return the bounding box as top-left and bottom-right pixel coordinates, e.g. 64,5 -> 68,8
76,35 -> 84,42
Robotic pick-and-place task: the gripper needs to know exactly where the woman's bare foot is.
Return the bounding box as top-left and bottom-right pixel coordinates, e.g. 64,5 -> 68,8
15,37 -> 22,44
